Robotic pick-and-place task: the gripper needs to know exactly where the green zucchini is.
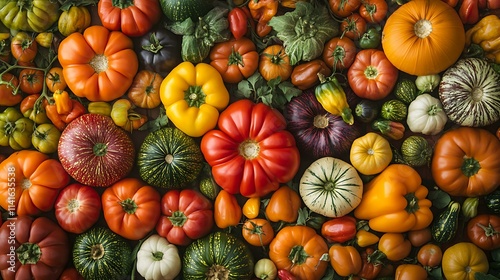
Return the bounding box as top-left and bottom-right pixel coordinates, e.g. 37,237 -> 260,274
484,189 -> 500,214
393,78 -> 419,104
431,201 -> 461,243
73,227 -> 132,280
137,127 -> 203,189
380,99 -> 408,121
400,136 -> 432,167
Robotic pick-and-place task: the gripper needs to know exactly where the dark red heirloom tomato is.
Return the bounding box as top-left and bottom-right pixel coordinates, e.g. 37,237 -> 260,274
0,216 -> 70,279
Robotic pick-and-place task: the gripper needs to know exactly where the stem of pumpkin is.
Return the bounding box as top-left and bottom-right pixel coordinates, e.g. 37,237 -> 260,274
461,157 -> 481,177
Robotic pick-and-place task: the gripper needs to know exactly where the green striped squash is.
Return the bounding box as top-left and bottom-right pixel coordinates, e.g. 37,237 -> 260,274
159,0 -> 214,22
137,127 -> 203,189
431,201 -> 461,244
183,231 -> 254,280
299,157 -> 363,218
73,227 -> 131,280
400,135 -> 432,167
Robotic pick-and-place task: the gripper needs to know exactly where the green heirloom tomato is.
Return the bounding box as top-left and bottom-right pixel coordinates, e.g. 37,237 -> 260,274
0,107 -> 34,150
359,27 -> 381,49
0,0 -> 60,32
32,123 -> 60,154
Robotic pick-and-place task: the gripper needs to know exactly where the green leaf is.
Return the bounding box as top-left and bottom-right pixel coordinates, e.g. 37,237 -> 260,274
296,207 -> 309,225
259,93 -> 273,107
168,18 -> 196,35
236,79 -> 254,99
492,248 -> 500,262
475,272 -> 500,280
428,188 -> 451,209
320,266 -> 336,280
278,81 -> 302,102
428,266 -> 443,280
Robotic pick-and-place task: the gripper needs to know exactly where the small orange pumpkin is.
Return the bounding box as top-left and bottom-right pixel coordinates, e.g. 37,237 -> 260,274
381,0 -> 465,76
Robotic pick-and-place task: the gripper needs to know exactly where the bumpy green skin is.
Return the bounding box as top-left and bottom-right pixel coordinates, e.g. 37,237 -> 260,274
183,231 -> 254,280
380,99 -> 408,121
73,227 -> 132,280
400,136 -> 432,167
394,79 -> 419,104
485,190 -> 500,214
137,127 -> 203,189
431,202 -> 461,244
159,0 -> 213,22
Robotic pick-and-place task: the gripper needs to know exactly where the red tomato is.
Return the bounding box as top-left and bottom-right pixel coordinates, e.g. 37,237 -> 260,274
348,49 -> 399,100
359,0 -> 388,23
54,183 -> 102,234
356,247 -> 383,279
242,218 -> 275,246
0,72 -> 22,106
19,68 -> 44,94
59,267 -> 84,280
200,99 -> 301,198
322,36 -> 357,71
328,0 -> 362,18
156,189 -> 214,246
321,216 -> 357,243
340,13 -> 367,40
97,0 -> 161,37
10,32 -> 37,63
467,214 -> 500,250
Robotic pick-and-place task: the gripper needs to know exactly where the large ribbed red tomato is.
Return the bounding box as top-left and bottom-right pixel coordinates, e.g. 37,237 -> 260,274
200,99 -> 300,198
58,114 -> 135,187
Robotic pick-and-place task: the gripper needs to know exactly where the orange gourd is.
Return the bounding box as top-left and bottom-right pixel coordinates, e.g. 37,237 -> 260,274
381,0 -> 465,76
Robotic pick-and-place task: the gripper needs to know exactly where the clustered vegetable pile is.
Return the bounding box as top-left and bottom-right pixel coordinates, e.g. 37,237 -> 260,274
0,0 -> 499,279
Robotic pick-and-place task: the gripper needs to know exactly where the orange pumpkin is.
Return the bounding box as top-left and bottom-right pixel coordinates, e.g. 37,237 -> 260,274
269,225 -> 329,280
57,25 -> 139,102
381,0 -> 465,76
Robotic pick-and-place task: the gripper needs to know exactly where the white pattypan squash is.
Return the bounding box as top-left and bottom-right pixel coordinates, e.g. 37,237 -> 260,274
407,93 -> 448,135
136,234 -> 181,280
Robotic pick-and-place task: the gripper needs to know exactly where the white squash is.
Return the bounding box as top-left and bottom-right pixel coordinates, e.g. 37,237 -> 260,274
136,234 -> 181,280
439,58 -> 500,127
407,93 -> 448,135
299,157 -> 363,218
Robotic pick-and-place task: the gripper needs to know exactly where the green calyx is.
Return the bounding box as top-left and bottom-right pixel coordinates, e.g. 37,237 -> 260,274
168,211 -> 188,227
288,245 -> 310,265
184,86 -> 206,107
16,242 -> 41,265
461,157 -> 481,177
405,192 -> 420,214
119,198 -> 138,214
93,142 -> 108,156
112,0 -> 134,9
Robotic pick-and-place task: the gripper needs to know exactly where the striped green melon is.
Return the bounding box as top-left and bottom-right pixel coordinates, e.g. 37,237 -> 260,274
183,231 -> 254,280
73,227 -> 131,280
159,0 -> 214,22
299,157 -> 363,218
401,135 -> 432,167
137,127 -> 203,189
439,58 -> 500,127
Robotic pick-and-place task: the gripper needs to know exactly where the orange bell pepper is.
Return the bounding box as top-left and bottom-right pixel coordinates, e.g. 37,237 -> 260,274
46,100 -> 86,131
265,185 -> 301,223
248,0 -> 278,37
353,164 -> 433,233
214,190 -> 242,229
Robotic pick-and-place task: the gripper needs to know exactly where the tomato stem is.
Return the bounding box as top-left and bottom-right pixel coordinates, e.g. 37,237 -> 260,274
168,211 -> 188,227
16,242 -> 41,265
288,245 -> 310,266
119,198 -> 138,214
477,223 -> 500,237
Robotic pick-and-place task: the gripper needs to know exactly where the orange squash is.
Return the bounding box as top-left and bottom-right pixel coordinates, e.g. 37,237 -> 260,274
381,0 -> 465,76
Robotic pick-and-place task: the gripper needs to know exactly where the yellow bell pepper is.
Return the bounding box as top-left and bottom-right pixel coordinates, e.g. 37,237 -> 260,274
242,197 -> 261,219
465,15 -> 500,63
159,62 -> 230,137
353,164 -> 433,233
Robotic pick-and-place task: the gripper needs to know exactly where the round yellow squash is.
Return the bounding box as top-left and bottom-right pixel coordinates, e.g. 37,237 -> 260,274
381,0 -> 465,76
350,132 -> 393,175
